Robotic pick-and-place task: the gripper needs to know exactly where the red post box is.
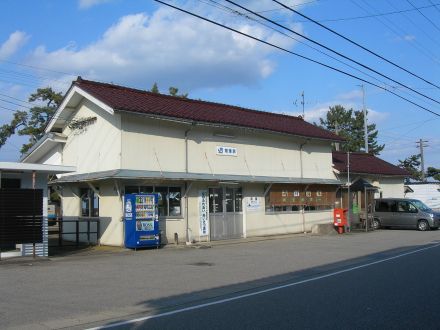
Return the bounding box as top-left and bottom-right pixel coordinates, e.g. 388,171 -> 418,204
333,208 -> 348,234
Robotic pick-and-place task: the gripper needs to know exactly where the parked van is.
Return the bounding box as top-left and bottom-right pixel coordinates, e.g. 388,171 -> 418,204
373,198 -> 440,231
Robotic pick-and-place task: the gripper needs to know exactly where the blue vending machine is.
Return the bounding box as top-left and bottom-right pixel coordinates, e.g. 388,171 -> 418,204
124,193 -> 160,249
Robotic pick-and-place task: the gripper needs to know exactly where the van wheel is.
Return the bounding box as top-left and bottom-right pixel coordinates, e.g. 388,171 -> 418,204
372,218 -> 381,230
417,220 -> 429,231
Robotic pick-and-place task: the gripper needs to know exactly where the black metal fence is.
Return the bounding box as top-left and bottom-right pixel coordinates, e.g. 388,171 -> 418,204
48,218 -> 100,247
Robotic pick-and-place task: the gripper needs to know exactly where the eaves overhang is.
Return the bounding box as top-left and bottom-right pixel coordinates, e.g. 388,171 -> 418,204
45,85 -> 114,133
52,169 -> 342,185
20,133 -> 68,163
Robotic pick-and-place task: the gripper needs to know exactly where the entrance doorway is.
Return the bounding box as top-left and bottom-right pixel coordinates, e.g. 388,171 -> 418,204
209,187 -> 243,240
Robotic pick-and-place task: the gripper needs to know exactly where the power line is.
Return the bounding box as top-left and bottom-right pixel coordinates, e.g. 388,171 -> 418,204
406,0 -> 440,33
0,93 -> 33,105
353,0 -> 440,66
383,0 -> 440,50
154,0 -> 440,117
271,0 -> 440,90
0,98 -> 32,109
257,0 -> 322,13
201,0 -> 397,91
428,0 -> 440,14
275,2 -> 440,23
224,0 -> 440,106
0,58 -> 77,77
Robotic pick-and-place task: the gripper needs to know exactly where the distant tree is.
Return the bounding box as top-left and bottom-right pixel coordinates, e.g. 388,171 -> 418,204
149,83 -> 188,98
0,87 -> 63,154
168,86 -> 188,98
426,166 -> 440,181
398,154 -> 422,181
318,105 -> 384,155
150,82 -> 159,93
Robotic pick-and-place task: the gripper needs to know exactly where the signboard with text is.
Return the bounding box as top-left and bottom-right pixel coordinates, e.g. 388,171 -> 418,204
199,190 -> 210,236
216,146 -> 237,156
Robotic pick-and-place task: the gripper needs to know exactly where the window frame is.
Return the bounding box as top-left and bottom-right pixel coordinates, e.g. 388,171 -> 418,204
124,185 -> 183,218
80,187 -> 100,218
265,184 -> 336,214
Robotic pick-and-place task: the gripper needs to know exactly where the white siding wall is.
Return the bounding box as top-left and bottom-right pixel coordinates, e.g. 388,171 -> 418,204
338,174 -> 405,198
373,177 -> 405,198
121,115 -> 335,180
62,99 -> 121,173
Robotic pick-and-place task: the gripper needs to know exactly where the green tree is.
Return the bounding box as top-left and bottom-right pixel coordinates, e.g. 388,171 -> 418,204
168,86 -> 188,98
0,87 -> 63,154
398,154 -> 422,181
426,166 -> 440,181
318,105 -> 384,155
352,110 -> 384,155
149,83 -> 188,98
150,82 -> 159,93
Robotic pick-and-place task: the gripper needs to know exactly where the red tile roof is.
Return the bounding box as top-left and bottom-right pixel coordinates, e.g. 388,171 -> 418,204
332,151 -> 409,176
73,78 -> 344,142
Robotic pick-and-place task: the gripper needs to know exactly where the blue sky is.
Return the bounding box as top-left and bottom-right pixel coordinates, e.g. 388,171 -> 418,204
0,0 -> 439,169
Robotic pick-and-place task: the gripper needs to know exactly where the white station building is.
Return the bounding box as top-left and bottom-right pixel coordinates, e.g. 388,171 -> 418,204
23,77 -> 397,246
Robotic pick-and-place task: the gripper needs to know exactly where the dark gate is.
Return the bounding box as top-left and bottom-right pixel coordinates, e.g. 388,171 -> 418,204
0,188 -> 43,247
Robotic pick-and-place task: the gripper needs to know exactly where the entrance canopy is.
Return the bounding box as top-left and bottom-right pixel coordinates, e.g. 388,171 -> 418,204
349,178 -> 378,192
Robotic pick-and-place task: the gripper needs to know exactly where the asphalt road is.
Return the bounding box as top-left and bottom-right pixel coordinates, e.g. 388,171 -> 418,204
92,242 -> 440,330
2,229 -> 440,329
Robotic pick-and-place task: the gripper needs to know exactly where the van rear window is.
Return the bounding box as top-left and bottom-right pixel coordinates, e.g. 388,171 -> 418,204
375,201 -> 394,212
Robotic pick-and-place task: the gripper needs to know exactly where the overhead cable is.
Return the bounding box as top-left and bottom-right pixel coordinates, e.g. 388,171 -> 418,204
271,0 -> 440,90
154,0 -> 440,117
224,0 -> 440,106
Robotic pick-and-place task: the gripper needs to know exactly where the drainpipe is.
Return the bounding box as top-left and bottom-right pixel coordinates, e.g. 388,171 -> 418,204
184,123 -> 195,244
299,140 -> 308,233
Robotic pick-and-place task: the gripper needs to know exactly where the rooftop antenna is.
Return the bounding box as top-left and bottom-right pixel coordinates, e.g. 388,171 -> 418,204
301,91 -> 305,119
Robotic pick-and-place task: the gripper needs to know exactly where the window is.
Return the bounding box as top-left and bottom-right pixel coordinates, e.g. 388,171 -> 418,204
124,185 -> 181,217
209,188 -> 223,214
80,188 -> 99,217
397,201 -> 417,213
209,187 -> 242,214
265,184 -> 336,213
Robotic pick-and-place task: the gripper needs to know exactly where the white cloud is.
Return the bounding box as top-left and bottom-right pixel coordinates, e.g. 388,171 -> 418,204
25,4 -> 301,91
337,89 -> 363,101
404,35 -> 416,42
0,31 -> 29,59
78,0 -> 113,9
292,97 -> 389,125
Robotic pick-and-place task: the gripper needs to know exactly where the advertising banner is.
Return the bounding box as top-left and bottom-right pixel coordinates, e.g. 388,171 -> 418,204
199,190 -> 209,236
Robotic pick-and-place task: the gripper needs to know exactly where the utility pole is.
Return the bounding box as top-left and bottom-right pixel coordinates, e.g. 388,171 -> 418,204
335,121 -> 340,151
360,84 -> 368,153
416,139 -> 428,181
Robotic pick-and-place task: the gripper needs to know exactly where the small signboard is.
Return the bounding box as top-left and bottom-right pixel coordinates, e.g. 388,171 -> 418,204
216,146 -> 237,156
199,190 -> 210,236
246,197 -> 260,211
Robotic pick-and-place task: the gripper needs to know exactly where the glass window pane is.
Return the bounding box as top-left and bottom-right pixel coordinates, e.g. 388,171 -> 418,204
92,193 -> 99,217
125,186 -> 139,194
155,186 -> 168,216
209,188 -> 223,214
168,187 -> 181,216
225,188 -> 233,212
81,196 -> 89,216
234,188 -> 242,212
80,188 -> 89,217
139,186 -> 153,194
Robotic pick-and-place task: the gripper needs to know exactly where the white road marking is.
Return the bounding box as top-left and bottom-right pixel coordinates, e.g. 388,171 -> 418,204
86,243 -> 440,330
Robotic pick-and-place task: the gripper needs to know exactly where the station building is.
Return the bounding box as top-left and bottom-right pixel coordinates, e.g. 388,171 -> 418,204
22,77 -> 350,245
